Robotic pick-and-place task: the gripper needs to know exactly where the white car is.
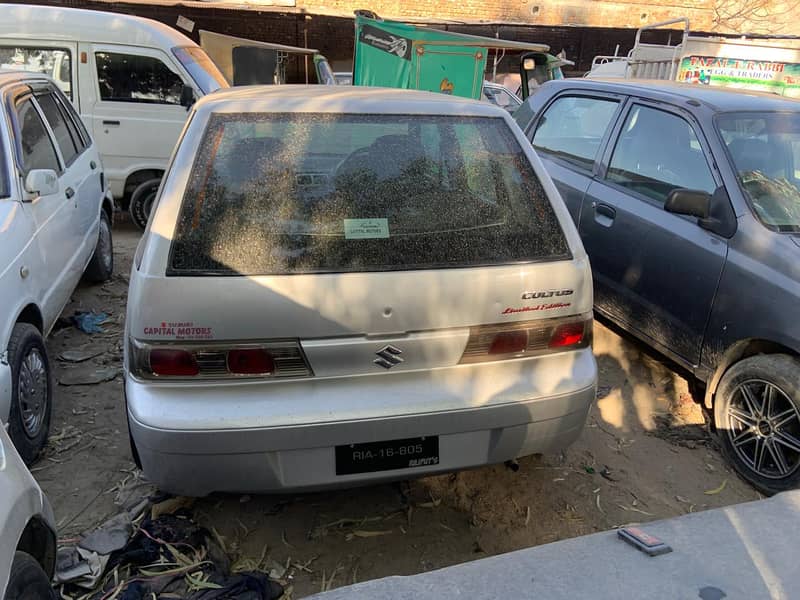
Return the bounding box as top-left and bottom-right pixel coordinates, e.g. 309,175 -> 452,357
0,421 -> 56,600
0,71 -> 113,463
125,85 -> 597,496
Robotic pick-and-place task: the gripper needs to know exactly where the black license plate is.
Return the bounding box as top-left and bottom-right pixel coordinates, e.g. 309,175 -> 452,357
335,436 -> 439,475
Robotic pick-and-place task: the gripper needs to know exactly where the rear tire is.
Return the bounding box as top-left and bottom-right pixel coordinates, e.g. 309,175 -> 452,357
83,211 -> 113,283
7,324 -> 52,465
715,354 -> 800,495
129,178 -> 160,230
3,552 -> 54,600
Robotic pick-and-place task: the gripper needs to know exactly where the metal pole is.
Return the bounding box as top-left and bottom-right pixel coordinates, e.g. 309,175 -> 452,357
492,27 -> 498,82
304,15 -> 309,84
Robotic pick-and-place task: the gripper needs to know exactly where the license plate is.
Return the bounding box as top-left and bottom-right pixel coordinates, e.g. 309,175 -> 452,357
335,436 -> 439,475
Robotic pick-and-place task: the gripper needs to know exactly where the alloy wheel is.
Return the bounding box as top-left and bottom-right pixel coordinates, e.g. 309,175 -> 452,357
727,378 -> 800,479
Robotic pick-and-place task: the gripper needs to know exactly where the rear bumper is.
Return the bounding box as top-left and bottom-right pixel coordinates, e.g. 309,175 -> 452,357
127,349 -> 597,496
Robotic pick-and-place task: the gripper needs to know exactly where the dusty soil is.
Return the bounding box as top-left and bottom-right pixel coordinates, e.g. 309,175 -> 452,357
36,218 -> 760,598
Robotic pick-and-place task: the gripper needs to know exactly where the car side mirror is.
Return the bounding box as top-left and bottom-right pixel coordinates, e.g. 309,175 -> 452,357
23,169 -> 58,198
180,84 -> 196,110
664,188 -> 711,219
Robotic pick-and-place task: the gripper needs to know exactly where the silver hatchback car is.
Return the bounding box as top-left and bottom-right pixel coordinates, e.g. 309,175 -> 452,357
124,86 -> 597,496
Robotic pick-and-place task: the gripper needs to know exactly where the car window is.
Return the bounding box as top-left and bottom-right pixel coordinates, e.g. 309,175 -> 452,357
53,90 -> 89,149
512,99 -> 536,132
484,86 -> 520,110
717,112 -> 800,232
169,113 -> 570,275
0,46 -> 72,98
607,105 -> 716,204
36,92 -> 79,165
532,95 -> 619,170
16,98 -> 60,173
95,51 -> 184,104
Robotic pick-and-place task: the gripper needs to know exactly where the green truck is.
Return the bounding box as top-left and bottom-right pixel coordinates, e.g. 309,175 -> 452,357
352,12 -> 569,100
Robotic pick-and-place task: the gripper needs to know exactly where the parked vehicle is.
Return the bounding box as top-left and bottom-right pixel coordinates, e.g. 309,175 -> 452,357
124,85 -> 597,496
587,17 -> 800,99
482,81 -> 522,113
0,3 -> 230,229
351,11 -> 566,101
0,421 -> 56,600
515,79 -> 800,494
198,30 -> 331,86
333,72 -> 353,85
0,71 -> 113,463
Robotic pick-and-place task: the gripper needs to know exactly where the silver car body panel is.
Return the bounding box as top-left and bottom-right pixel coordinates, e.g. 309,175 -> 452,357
126,86 -> 597,495
0,423 -> 56,596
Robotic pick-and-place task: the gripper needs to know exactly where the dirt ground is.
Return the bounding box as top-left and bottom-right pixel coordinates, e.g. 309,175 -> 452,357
35,218 -> 761,598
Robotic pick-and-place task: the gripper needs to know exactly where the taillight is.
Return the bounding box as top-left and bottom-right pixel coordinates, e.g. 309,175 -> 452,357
150,349 -> 199,376
130,340 -> 311,380
549,322 -> 585,348
489,330 -> 529,355
460,315 -> 592,364
227,348 -> 275,375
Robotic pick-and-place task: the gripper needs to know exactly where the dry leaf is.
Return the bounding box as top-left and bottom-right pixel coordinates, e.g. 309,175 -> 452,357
345,529 -> 392,541
704,479 -> 728,495
595,494 -> 605,514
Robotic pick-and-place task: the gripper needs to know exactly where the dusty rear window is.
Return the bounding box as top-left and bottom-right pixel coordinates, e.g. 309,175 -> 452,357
169,113 -> 570,275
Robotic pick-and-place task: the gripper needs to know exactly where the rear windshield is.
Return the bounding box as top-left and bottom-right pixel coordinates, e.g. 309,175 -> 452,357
169,113 -> 569,275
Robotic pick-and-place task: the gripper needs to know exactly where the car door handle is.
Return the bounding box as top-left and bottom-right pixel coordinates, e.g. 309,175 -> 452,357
592,202 -> 616,227
102,120 -> 120,126
65,187 -> 75,199
595,203 -> 616,219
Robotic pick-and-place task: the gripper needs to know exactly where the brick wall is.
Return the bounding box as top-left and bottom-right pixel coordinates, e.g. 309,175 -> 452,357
10,0 -> 785,82
10,0 -> 686,78
299,0 -> 716,30
207,0 -> 800,35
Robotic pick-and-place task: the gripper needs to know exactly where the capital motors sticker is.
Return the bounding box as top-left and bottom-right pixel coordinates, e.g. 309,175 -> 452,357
144,321 -> 214,340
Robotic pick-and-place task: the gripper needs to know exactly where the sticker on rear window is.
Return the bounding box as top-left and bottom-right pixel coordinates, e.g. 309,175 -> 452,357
344,218 -> 390,240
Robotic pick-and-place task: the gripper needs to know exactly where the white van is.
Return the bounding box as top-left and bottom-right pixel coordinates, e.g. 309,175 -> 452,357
0,3 -> 229,227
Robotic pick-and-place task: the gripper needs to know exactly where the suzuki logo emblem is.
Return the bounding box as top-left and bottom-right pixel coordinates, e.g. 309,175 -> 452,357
374,345 -> 404,369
